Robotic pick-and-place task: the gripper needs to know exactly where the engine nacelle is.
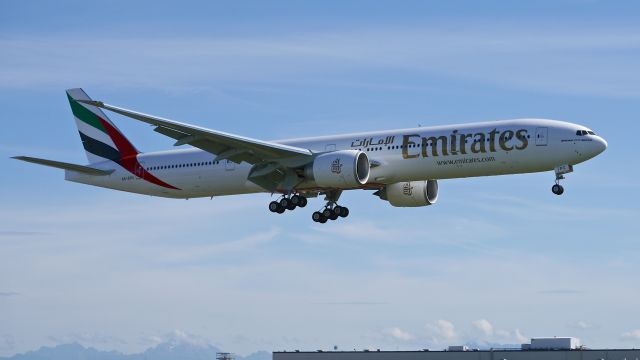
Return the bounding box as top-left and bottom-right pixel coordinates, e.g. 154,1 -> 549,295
305,150 -> 370,188
377,180 -> 439,207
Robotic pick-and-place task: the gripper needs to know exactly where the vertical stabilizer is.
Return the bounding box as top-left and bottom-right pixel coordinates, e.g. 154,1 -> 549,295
66,88 -> 139,164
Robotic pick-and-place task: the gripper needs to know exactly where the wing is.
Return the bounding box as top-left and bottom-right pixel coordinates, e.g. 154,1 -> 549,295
77,99 -> 315,192
77,100 -> 313,165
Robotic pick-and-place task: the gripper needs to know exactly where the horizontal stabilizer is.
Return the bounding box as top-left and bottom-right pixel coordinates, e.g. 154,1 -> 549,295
12,156 -> 114,176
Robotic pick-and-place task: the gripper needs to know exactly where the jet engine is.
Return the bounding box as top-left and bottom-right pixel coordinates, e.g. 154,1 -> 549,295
305,150 -> 370,188
375,180 -> 439,207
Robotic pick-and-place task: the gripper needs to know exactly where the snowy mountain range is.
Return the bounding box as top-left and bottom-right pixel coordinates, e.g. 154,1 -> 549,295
1,342 -> 271,360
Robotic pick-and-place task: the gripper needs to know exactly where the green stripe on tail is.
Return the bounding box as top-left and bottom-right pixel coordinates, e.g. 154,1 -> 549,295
67,93 -> 107,133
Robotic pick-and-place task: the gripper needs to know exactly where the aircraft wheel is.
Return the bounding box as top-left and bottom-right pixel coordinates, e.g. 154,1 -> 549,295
280,197 -> 292,209
298,196 -> 308,208
268,201 -> 280,213
552,184 -> 564,195
291,195 -> 302,206
333,206 -> 344,216
276,205 -> 286,214
322,208 -> 334,219
339,207 -> 349,218
312,211 -> 324,223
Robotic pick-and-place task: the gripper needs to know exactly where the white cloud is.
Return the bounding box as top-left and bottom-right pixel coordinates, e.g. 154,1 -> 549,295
2,25 -> 640,98
0,335 -> 15,351
386,327 -> 415,341
48,332 -> 127,346
514,329 -> 528,343
426,320 -> 457,343
158,330 -> 214,348
576,321 -> 592,329
472,319 -> 494,337
622,329 -> 640,341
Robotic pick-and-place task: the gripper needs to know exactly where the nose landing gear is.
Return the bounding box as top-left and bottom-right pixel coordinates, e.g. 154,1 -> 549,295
551,164 -> 573,196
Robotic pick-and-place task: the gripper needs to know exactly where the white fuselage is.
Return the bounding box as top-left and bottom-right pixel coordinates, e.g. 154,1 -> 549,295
65,119 -> 607,198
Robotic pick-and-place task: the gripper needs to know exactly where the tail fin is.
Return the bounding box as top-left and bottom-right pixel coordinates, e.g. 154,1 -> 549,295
66,88 -> 139,164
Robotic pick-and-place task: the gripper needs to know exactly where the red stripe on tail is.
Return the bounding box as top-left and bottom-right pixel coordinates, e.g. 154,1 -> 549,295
98,117 -> 180,190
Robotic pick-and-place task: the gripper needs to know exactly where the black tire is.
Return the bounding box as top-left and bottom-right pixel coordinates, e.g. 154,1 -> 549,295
340,207 -> 349,218
291,195 -> 301,206
552,184 -> 564,195
312,211 -> 323,222
280,198 -> 291,209
276,204 -> 286,214
287,202 -> 297,211
322,208 -> 333,218
268,201 -> 280,212
299,196 -> 308,208
318,216 -> 328,224
333,206 -> 343,216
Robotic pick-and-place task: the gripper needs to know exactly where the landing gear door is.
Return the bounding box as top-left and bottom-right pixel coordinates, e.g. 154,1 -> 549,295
535,127 -> 548,146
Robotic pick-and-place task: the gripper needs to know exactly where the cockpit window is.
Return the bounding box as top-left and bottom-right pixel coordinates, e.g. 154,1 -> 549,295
587,130 -> 596,135
576,130 -> 593,136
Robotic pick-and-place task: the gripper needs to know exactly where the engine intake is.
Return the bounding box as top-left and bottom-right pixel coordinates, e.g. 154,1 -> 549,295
376,180 -> 438,207
305,150 -> 370,188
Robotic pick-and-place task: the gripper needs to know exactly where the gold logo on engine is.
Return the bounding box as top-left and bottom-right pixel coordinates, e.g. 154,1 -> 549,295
402,182 -> 413,196
331,158 -> 343,174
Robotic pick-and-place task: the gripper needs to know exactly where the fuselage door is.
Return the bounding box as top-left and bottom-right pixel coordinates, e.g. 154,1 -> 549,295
535,127 -> 548,146
225,160 -> 235,171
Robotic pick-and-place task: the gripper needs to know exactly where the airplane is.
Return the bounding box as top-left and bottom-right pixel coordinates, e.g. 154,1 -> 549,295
13,88 -> 607,223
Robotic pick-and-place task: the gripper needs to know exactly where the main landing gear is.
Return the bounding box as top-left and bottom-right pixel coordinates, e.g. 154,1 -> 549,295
268,194 -> 308,214
268,190 -> 350,223
551,164 -> 573,196
311,203 -> 349,224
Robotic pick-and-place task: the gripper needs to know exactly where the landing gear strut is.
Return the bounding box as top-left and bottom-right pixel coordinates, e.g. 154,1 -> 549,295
551,165 -> 573,196
268,193 -> 308,214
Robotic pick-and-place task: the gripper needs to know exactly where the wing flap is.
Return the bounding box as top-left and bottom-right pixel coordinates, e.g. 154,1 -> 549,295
12,156 -> 114,176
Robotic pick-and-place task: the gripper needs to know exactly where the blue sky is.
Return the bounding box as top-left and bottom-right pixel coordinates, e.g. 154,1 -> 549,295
1,0 -> 640,356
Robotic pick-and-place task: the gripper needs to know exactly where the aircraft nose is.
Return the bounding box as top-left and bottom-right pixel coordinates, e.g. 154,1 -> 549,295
595,136 -> 608,154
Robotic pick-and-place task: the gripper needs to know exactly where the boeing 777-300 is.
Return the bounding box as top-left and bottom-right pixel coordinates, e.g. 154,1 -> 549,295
14,89 -> 607,223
